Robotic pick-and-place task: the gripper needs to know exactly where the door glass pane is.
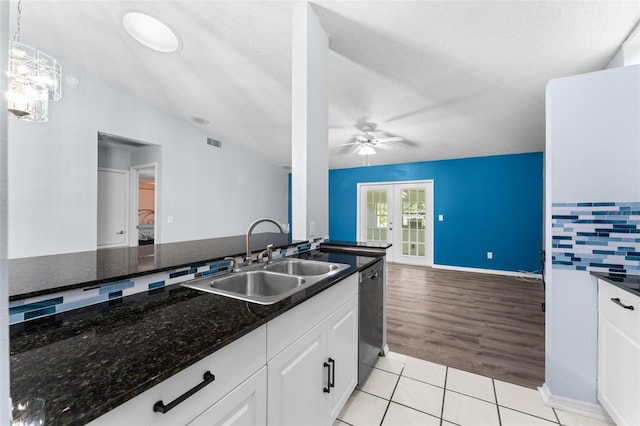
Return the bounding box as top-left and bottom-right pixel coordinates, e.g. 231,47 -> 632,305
365,190 -> 388,244
400,188 -> 427,257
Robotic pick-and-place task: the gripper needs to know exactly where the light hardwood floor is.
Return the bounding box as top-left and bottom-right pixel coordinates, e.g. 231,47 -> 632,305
386,263 -> 545,389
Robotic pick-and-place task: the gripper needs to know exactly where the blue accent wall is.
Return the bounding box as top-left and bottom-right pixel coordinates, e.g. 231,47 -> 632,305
328,152 -> 543,273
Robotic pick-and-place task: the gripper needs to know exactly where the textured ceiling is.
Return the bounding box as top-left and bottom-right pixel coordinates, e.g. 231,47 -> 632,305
10,1 -> 640,169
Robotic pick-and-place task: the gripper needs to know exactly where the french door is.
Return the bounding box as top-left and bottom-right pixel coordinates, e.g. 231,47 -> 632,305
358,181 -> 433,266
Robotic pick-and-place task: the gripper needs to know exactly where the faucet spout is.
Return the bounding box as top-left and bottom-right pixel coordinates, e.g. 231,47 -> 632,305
246,218 -> 285,265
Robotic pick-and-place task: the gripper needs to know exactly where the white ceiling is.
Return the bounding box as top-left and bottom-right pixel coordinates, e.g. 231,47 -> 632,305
11,1 -> 640,169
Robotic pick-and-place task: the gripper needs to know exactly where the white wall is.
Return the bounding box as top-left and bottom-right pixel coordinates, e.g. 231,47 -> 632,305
291,2 -> 329,241
1,0 -> 11,421
8,57 -> 289,258
545,65 -> 640,404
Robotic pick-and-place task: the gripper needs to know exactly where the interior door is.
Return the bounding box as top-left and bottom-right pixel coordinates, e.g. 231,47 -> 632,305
359,181 -> 433,266
97,168 -> 128,247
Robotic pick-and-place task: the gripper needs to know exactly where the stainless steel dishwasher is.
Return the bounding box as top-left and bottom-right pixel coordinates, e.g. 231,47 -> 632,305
358,259 -> 384,385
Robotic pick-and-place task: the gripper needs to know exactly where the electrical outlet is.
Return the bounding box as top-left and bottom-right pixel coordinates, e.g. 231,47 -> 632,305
487,251 -> 493,259
309,221 -> 316,237
438,214 -> 444,222
167,215 -> 174,224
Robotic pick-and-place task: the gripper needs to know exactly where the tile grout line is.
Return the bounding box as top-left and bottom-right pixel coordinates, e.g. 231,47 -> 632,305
378,366 -> 403,426
439,366 -> 449,426
493,378 -> 502,426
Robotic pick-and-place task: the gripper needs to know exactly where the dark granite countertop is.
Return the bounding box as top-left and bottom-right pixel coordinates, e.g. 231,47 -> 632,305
10,249 -> 382,426
320,240 -> 392,253
591,271 -> 640,297
9,233 -> 297,300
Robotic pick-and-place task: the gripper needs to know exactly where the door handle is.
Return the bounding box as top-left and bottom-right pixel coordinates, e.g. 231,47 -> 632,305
328,358 -> 335,388
116,230 -> 125,235
323,361 -> 331,393
153,371 -> 215,414
611,297 -> 634,310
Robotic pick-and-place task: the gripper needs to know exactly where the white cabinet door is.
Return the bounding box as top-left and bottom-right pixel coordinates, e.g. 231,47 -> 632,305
326,296 -> 358,424
268,320 -> 327,426
188,367 -> 266,426
598,281 -> 640,426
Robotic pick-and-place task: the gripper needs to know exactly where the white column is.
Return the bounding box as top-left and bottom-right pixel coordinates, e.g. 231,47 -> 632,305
291,1 -> 329,241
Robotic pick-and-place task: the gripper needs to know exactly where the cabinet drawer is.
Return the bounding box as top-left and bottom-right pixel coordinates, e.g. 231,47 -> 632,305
598,280 -> 640,340
188,367 -> 266,426
267,274 -> 358,361
88,325 -> 266,426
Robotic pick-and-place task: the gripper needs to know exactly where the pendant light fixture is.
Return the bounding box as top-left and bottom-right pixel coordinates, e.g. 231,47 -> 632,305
7,0 -> 62,122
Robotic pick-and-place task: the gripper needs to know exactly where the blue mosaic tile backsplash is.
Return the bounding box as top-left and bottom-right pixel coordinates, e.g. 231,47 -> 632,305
9,240 -> 323,325
552,202 -> 640,273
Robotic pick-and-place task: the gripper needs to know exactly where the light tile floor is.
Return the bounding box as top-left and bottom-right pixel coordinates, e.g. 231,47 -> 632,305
336,352 -> 614,426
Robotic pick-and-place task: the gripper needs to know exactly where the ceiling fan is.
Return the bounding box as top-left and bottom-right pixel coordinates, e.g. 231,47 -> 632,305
337,125 -> 404,156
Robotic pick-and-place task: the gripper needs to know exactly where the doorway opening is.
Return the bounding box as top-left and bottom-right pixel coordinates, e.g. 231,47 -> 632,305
357,180 -> 434,265
97,132 -> 160,249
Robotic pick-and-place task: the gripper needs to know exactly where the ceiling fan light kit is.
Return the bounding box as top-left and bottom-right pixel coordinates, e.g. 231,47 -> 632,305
357,145 -> 376,156
336,123 -> 405,164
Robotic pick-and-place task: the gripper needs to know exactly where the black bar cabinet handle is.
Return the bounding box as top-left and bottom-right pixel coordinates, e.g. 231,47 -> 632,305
323,362 -> 331,393
329,358 -> 335,388
153,371 -> 215,414
611,297 -> 635,311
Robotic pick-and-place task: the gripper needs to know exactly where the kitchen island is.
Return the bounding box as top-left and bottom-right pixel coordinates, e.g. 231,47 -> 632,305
10,244 -> 381,425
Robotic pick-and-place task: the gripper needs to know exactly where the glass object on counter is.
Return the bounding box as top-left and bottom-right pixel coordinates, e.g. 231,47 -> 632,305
11,397 -> 45,426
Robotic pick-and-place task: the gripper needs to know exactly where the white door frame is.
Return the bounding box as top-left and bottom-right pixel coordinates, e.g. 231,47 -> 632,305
357,180 -> 434,266
97,167 -> 130,249
129,162 -> 158,247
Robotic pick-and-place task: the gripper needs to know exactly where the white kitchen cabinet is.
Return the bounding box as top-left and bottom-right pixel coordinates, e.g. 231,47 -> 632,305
268,319 -> 327,426
597,279 -> 640,426
188,367 -> 267,426
326,297 -> 359,421
88,325 -> 266,426
267,294 -> 358,426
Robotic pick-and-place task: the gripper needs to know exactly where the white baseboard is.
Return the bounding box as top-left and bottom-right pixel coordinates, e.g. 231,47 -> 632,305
538,383 -> 614,423
432,264 -> 542,280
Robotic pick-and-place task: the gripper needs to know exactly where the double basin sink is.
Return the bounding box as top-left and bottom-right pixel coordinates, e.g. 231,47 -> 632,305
182,258 -> 350,305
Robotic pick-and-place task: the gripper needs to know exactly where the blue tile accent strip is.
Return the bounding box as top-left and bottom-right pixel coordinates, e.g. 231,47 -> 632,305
552,202 -> 640,273
148,281 -> 165,290
9,297 -> 63,315
8,239 -> 326,325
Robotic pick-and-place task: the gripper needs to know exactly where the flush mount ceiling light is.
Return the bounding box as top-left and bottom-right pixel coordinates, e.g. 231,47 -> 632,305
122,11 -> 182,53
7,0 -> 62,122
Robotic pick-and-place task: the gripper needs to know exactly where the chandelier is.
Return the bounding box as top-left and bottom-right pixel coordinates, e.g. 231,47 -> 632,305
7,0 -> 61,122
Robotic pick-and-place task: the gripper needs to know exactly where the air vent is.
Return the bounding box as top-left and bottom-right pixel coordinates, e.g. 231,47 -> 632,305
207,138 -> 222,148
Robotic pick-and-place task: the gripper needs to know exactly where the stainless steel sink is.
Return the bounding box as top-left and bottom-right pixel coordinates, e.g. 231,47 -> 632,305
182,258 -> 350,304
262,258 -> 347,276
182,271 -> 305,305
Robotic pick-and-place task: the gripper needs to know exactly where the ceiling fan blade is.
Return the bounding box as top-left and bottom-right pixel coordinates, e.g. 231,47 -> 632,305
333,141 -> 359,147
351,145 -> 363,154
374,142 -> 394,150
375,136 -> 404,143
353,135 -> 368,142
